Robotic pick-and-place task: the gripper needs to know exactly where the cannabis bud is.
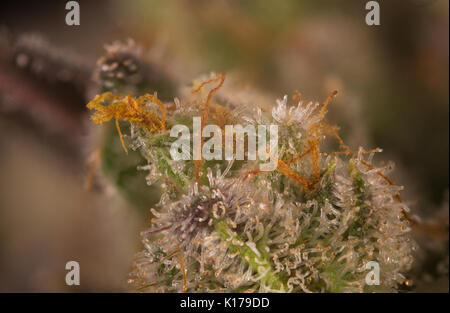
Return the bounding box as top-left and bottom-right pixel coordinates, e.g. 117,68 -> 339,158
87,65 -> 414,292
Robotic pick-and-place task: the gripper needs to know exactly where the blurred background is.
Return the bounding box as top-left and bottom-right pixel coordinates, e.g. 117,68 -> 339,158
0,0 -> 448,292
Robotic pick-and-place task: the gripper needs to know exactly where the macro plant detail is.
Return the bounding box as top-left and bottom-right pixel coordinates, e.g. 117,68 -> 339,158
86,40 -> 415,292
0,0 -> 447,298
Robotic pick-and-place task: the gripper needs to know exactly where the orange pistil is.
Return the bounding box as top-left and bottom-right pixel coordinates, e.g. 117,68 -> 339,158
277,159 -> 314,191
86,92 -> 167,153
308,90 -> 338,134
324,124 -> 353,154
176,243 -> 188,293
115,117 -> 128,154
308,140 -> 320,182
242,168 -> 262,181
191,73 -> 226,181
286,148 -> 312,165
319,90 -> 338,118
